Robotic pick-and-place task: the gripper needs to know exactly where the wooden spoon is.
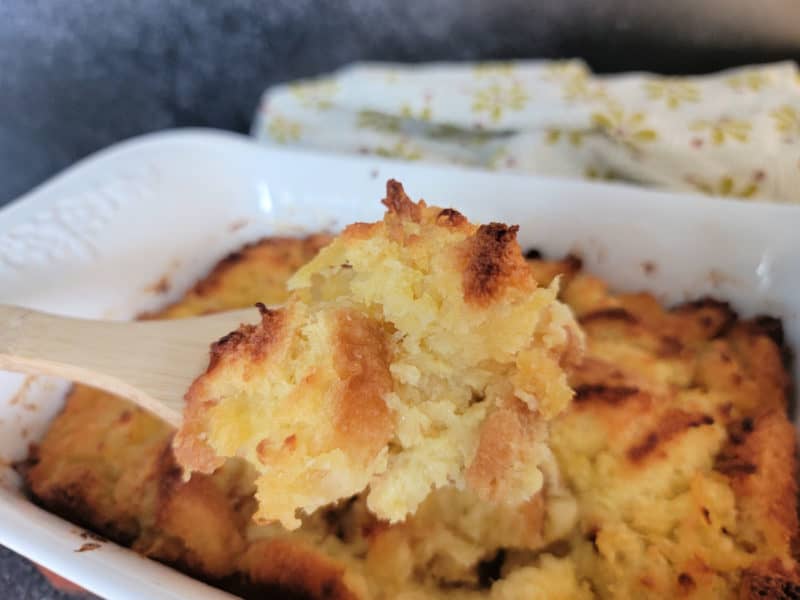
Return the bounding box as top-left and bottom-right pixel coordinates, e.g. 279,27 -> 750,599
0,304 -> 263,426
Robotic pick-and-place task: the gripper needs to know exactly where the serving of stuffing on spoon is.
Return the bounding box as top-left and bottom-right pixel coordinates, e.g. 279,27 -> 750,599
173,180 -> 584,529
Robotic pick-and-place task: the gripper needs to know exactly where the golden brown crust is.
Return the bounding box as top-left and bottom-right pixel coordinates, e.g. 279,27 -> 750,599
26,385 -> 250,582
151,444 -> 247,578
31,469 -> 140,545
718,411 -> 799,563
172,396 -> 224,475
208,305 -> 286,372
461,223 -> 529,306
465,399 -> 541,502
739,562 -> 800,600
341,220 -> 382,241
242,539 -> 359,600
549,254 -> 798,597
331,309 -> 394,463
570,383 -> 656,440
381,179 -> 423,223
670,298 -> 737,342
626,409 -> 715,463
195,236 -> 333,300
149,234 -> 333,319
579,307 -> 639,326
573,384 -> 640,406
435,208 -> 468,227
174,306 -> 288,475
25,386 -> 166,544
526,252 -> 583,289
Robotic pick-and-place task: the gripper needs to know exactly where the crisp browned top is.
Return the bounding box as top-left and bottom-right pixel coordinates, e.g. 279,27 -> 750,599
462,223 -> 529,306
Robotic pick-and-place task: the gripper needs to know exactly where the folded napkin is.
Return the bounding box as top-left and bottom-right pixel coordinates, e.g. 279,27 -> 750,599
253,60 -> 800,203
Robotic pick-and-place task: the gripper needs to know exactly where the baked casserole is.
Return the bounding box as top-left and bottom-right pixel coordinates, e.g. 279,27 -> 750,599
23,196 -> 798,599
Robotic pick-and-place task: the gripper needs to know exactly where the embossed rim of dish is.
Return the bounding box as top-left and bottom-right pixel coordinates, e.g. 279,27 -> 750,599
0,128 -> 798,600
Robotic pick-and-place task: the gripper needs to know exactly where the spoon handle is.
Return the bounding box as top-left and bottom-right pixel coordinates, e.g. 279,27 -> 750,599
0,305 -> 260,426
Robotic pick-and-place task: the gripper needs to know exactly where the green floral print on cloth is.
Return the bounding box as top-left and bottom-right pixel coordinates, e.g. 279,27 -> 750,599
253,60 -> 800,203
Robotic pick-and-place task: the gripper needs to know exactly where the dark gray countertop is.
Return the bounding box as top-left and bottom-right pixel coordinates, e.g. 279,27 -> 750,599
0,545 -> 86,599
1,1 -> 799,598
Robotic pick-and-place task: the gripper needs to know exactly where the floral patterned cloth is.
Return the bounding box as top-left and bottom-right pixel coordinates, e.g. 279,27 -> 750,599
253,60 -> 800,203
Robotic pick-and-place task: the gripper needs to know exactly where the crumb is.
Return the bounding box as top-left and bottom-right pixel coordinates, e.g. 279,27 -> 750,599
80,531 -> 108,543
145,275 -> 171,295
8,377 -> 34,406
641,260 -> 657,275
707,268 -> 738,288
228,219 -> 249,233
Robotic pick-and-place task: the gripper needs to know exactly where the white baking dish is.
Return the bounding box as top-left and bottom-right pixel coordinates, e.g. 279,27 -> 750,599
0,129 -> 798,599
